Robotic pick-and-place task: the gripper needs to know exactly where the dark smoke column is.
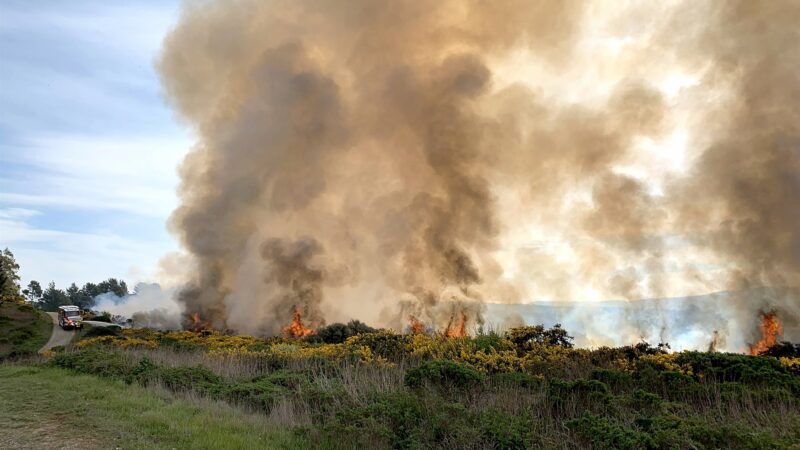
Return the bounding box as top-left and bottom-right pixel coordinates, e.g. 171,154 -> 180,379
157,0 -> 583,334
160,40 -> 348,331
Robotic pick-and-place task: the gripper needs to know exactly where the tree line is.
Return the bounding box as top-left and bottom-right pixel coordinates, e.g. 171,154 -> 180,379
0,247 -> 128,311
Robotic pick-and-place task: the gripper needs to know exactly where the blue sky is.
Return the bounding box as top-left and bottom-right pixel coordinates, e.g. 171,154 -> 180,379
0,0 -> 190,287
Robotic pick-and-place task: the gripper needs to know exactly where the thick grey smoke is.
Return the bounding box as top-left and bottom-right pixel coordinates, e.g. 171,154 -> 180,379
93,283 -> 182,330
259,237 -> 326,335
158,0 -> 799,349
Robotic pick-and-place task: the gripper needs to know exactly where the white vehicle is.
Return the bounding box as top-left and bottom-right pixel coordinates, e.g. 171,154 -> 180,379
58,305 -> 83,329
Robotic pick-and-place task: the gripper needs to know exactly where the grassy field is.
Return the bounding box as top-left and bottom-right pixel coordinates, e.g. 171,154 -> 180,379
0,365 -> 304,450
41,326 -> 800,449
0,301 -> 52,358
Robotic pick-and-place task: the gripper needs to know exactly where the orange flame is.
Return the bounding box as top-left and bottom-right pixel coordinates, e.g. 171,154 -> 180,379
283,307 -> 315,339
444,310 -> 467,338
188,312 -> 212,332
409,315 -> 425,334
748,311 -> 783,355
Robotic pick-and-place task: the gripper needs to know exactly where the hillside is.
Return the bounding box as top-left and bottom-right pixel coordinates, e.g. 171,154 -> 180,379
0,301 -> 52,358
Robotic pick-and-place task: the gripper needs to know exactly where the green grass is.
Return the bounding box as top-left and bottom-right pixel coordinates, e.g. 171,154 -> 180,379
0,302 -> 52,358
0,365 -> 306,450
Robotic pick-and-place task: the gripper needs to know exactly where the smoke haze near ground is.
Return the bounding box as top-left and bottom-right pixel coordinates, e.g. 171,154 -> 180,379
94,283 -> 182,330
154,0 -> 799,350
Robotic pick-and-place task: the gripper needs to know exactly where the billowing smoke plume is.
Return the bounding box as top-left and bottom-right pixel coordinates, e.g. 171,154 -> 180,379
259,237 -> 326,336
94,283 -> 182,330
158,0 -> 799,349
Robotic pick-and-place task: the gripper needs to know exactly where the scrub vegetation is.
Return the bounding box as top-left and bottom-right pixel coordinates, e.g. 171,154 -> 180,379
38,324 -> 800,449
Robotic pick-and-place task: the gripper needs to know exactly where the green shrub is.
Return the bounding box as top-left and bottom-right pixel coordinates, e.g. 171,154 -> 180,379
82,325 -> 122,339
89,312 -> 112,323
126,355 -> 157,384
659,370 -> 695,389
218,378 -> 289,410
549,378 -> 614,414
159,335 -> 204,352
491,372 -> 543,389
49,349 -> 132,378
405,360 -> 484,390
674,351 -> 793,385
566,413 -> 655,450
590,343 -> 669,366
592,369 -> 633,389
621,390 -> 663,414
210,370 -> 310,413
473,331 -> 512,353
314,392 -> 487,450
635,414 -> 789,449
254,369 -> 308,390
549,378 -> 610,396
504,324 -> 574,352
479,409 -> 531,450
306,320 -> 376,344
350,330 -> 411,361
146,366 -> 223,392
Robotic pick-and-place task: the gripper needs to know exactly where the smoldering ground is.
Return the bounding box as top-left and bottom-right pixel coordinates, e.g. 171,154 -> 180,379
148,0 -> 799,351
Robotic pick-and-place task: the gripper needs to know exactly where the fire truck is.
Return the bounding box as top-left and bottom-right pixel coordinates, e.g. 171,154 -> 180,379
57,305 -> 84,329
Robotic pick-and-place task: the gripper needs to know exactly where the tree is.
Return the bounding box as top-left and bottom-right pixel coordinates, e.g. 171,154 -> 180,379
81,282 -> 99,299
66,283 -> 84,307
0,248 -> 22,298
307,320 -> 377,344
65,282 -> 96,308
75,278 -> 128,310
24,280 -> 43,303
505,324 -> 575,352
95,278 -> 128,297
40,282 -> 69,311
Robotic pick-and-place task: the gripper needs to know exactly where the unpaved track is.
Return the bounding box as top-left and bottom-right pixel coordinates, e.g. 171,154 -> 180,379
38,314 -> 120,353
38,312 -> 75,353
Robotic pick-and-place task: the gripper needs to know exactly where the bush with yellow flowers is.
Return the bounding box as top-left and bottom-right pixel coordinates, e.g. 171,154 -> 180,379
638,353 -> 694,376
457,349 -> 527,374
778,357 -> 800,375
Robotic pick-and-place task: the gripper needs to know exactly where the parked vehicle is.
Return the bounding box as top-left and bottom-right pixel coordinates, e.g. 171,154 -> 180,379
58,305 -> 83,329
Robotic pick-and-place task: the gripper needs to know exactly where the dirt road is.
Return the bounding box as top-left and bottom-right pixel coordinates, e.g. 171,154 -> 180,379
38,314 -> 121,353
38,312 -> 75,353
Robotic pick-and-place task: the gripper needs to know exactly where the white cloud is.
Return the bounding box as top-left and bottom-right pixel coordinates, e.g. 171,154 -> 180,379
1,213 -> 173,287
1,133 -> 190,217
0,207 -> 41,219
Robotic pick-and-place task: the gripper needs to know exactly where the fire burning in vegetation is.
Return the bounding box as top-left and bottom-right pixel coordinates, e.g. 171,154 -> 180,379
408,315 -> 425,335
748,311 -> 783,355
444,310 -> 468,338
188,312 -> 212,332
283,307 -> 315,339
